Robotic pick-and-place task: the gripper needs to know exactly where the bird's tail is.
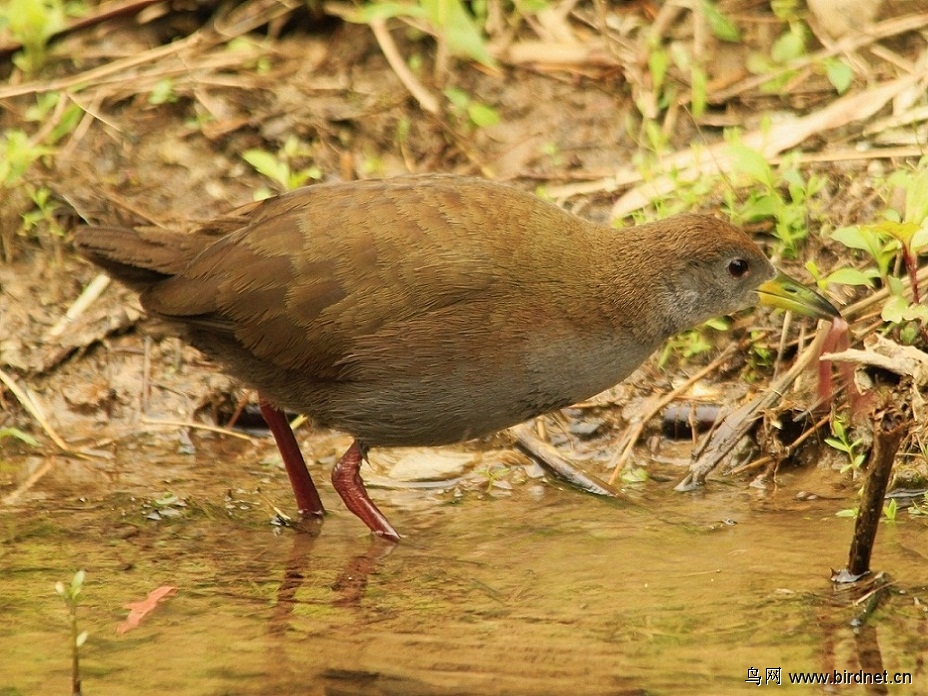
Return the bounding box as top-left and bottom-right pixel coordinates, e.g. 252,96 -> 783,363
73,227 -> 211,293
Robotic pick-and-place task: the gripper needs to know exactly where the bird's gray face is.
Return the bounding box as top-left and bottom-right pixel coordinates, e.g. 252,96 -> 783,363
661,248 -> 839,332
660,249 -> 777,333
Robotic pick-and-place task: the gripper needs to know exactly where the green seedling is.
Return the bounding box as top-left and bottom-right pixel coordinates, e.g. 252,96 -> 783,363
0,427 -> 39,447
149,78 -> 178,105
1,128 -> 59,260
345,0 -> 496,68
746,0 -> 853,95
475,463 -> 511,494
21,186 -> 64,242
243,136 -> 323,197
827,164 -> 928,340
24,92 -> 83,144
444,87 -> 500,129
0,129 -> 53,187
746,21 -> 806,93
825,415 -> 866,475
55,570 -> 88,696
747,330 -> 775,372
724,139 -> 826,258
0,0 -> 71,74
658,318 -> 729,368
659,329 -> 713,368
805,258 -> 878,292
540,142 -> 563,169
702,0 -> 741,42
908,492 -> 928,517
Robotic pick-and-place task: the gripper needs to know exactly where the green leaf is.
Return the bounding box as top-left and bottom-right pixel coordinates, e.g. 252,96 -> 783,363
702,0 -> 741,42
690,65 -> 707,119
443,86 -> 470,110
824,58 -> 853,94
25,91 -> 59,120
771,28 -> 805,64
887,275 -> 905,296
0,427 -> 39,447
831,225 -> 872,251
824,268 -> 875,287
422,0 -> 495,67
873,219 -> 919,247
50,102 -> 83,144
882,294 -> 906,323
883,497 -> 898,521
740,193 -> 780,220
904,166 -> 928,225
910,223 -> 928,252
242,149 -> 289,188
648,47 -> 669,92
516,0 -> 548,12
346,2 -> 428,23
882,294 -> 909,323
149,78 -> 177,105
467,101 -> 499,128
727,144 -> 773,187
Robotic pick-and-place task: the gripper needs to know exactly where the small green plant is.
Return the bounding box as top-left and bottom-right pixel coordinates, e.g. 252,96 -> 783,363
702,0 -> 741,42
443,86 -> 499,130
243,136 -> 323,198
21,186 -> 64,242
475,463 -> 511,493
824,162 -> 928,343
0,427 -> 39,447
907,492 -> 928,517
1,128 -> 57,259
345,0 -> 496,68
0,129 -> 53,188
149,78 -> 178,105
55,570 -> 87,696
883,497 -> 898,522
635,1 -> 738,121
658,328 -> 713,368
745,0 -> 852,94
746,330 -> 775,372
1,0 -> 66,73
24,92 -> 83,144
745,7 -> 807,92
539,142 -> 563,169
825,415 -> 866,475
723,138 -> 826,257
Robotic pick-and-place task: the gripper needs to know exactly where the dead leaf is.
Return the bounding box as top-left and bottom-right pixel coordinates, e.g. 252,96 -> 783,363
116,585 -> 177,635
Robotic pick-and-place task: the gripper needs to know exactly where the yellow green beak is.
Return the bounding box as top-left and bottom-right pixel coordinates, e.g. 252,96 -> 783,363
757,271 -> 840,321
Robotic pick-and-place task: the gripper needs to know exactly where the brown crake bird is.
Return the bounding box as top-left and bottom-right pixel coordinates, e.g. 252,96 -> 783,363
73,174 -> 839,541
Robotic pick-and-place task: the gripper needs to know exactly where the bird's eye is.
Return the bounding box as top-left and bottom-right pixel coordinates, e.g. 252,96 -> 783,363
728,258 -> 749,278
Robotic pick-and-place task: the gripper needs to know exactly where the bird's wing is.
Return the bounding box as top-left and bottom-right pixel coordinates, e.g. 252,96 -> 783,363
142,182 -> 505,378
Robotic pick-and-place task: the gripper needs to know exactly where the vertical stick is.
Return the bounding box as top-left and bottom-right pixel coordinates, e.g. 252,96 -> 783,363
845,409 -> 906,578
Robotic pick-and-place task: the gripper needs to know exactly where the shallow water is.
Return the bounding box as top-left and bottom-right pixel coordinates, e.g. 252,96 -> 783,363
2,440 -> 927,695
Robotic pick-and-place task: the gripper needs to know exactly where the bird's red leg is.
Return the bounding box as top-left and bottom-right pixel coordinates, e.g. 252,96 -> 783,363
332,441 -> 400,542
259,399 -> 324,518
